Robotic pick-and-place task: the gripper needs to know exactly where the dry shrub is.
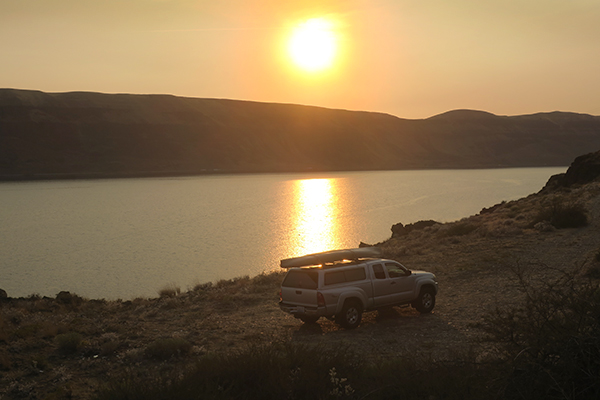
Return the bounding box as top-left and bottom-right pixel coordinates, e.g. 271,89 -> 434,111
215,275 -> 251,291
160,298 -> 182,310
478,220 -> 523,238
100,340 -> 120,357
0,351 -> 11,371
38,321 -> 67,339
481,263 -> 600,399
158,284 -> 181,298
55,332 -> 83,355
250,271 -> 284,288
0,315 -> 9,343
383,246 -> 407,259
531,198 -> 588,229
192,281 -> 213,292
586,261 -> 600,279
98,342 -> 491,400
439,222 -> 479,237
145,337 -> 192,361
88,334 -> 122,356
13,323 -> 42,339
100,343 -> 361,400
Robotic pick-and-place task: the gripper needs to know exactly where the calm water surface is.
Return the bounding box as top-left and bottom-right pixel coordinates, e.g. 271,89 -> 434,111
0,168 -> 565,299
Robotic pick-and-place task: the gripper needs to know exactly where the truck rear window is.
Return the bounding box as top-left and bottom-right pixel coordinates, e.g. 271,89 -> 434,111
282,270 -> 318,289
324,267 -> 366,286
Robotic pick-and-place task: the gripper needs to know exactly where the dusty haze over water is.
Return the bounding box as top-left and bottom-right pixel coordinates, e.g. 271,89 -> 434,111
0,168 -> 564,299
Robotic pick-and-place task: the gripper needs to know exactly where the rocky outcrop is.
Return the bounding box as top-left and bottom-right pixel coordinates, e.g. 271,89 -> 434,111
541,149 -> 600,192
563,150 -> 600,186
391,220 -> 439,237
2,89 -> 600,179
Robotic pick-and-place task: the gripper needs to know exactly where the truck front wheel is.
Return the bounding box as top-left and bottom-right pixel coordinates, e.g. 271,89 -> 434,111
336,300 -> 362,329
413,287 -> 436,313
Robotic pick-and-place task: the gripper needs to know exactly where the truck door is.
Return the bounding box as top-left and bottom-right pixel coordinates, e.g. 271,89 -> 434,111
385,262 -> 415,303
370,263 -> 393,306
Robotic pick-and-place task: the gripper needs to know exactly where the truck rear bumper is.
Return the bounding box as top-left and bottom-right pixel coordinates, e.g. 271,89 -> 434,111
279,303 -> 320,317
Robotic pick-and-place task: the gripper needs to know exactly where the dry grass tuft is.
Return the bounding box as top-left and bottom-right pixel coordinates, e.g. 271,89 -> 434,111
158,283 -> 181,298
55,332 -> 83,355
145,337 -> 192,361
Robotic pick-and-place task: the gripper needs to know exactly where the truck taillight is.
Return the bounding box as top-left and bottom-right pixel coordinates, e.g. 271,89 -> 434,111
317,292 -> 325,307
279,290 -> 282,302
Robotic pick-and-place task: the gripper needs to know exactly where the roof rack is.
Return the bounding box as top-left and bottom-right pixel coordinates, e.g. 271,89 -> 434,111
280,247 -> 382,269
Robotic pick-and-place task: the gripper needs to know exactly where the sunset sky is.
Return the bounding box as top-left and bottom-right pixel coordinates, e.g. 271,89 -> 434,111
2,0 -> 599,119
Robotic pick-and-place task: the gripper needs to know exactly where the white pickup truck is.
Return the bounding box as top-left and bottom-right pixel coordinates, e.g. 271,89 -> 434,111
279,247 -> 438,329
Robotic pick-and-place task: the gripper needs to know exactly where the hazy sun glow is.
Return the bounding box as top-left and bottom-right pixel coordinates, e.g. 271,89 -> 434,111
288,18 -> 337,72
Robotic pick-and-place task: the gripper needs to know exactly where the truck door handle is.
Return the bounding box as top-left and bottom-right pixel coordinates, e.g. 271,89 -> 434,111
390,281 -> 396,285
296,290 -> 302,294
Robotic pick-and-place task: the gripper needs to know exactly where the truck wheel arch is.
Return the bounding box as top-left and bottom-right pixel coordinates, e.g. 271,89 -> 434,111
412,285 -> 436,313
335,293 -> 367,315
336,298 -> 363,329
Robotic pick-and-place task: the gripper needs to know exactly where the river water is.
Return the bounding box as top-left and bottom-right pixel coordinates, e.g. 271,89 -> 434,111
0,167 -> 565,299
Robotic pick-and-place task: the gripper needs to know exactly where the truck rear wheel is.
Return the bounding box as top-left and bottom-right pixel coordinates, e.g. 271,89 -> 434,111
336,300 -> 362,329
413,287 -> 436,313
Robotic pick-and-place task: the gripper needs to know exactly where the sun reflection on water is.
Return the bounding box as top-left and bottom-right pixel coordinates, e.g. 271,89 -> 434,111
290,178 -> 342,256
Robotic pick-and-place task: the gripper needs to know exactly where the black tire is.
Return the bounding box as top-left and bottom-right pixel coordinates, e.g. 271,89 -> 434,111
299,315 -> 320,324
413,287 -> 436,313
336,300 -> 362,329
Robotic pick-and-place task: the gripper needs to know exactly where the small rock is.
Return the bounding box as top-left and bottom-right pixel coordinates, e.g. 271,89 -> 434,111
0,288 -> 7,299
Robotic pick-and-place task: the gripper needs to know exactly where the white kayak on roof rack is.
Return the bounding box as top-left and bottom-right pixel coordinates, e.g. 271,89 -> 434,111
280,247 -> 382,269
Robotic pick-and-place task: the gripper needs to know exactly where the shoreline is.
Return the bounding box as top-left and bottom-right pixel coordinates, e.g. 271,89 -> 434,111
0,164 -> 568,183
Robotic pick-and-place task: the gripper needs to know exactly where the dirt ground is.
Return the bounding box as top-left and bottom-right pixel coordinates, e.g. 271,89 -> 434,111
2,180 -> 599,399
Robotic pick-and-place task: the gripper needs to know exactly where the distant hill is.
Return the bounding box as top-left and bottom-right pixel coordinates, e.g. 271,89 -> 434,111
1,89 -> 600,179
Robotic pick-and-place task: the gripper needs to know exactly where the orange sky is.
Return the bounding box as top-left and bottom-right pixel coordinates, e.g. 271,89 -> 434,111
1,0 -> 599,119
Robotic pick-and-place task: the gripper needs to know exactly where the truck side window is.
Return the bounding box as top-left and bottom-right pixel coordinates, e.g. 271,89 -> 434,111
372,264 -> 386,279
345,267 -> 366,282
324,267 -> 366,286
385,262 -> 407,278
324,271 -> 346,285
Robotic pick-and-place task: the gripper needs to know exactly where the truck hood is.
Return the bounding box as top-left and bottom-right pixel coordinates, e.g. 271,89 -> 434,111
411,270 -> 436,279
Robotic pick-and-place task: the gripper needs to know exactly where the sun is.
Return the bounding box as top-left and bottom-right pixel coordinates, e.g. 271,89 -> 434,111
288,18 -> 337,72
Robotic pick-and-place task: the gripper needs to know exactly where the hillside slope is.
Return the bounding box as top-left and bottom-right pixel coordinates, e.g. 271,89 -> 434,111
2,89 -> 600,178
